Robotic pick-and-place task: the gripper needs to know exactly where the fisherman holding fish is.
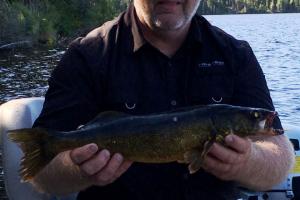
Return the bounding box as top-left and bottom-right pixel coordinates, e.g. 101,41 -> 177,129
10,0 -> 295,199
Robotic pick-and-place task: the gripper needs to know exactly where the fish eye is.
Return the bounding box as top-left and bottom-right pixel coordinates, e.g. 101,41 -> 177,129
252,111 -> 260,118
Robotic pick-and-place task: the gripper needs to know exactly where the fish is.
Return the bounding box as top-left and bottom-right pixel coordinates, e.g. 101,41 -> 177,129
8,104 -> 280,181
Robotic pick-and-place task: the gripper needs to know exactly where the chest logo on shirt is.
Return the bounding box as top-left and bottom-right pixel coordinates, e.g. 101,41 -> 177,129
198,60 -> 225,68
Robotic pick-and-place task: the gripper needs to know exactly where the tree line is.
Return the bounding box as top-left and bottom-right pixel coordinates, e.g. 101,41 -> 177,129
199,0 -> 300,14
0,0 -> 130,45
0,0 -> 299,46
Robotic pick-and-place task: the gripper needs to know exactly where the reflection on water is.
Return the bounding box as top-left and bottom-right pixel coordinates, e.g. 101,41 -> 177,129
0,13 -> 300,126
0,48 -> 64,104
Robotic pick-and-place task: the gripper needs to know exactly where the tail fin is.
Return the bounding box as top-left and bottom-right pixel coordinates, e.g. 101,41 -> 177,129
8,128 -> 54,181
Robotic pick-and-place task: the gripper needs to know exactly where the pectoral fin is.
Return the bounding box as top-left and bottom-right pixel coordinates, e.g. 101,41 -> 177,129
184,130 -> 217,174
197,129 -> 217,162
184,150 -> 201,164
185,141 -> 213,174
177,159 -> 188,164
182,149 -> 201,174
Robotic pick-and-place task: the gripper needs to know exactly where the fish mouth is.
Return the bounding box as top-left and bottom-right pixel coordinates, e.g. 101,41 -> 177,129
264,111 -> 277,129
258,119 -> 266,130
259,111 -> 284,135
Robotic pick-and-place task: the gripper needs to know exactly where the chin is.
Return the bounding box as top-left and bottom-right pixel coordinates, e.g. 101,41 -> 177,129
153,18 -> 186,30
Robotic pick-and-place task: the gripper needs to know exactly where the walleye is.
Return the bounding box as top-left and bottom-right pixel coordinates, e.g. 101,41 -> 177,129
9,104 -> 280,181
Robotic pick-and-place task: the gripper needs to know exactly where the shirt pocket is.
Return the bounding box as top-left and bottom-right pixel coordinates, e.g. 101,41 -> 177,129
189,65 -> 234,105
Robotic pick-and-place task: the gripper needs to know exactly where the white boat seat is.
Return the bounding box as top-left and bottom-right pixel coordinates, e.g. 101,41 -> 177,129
0,97 -> 77,200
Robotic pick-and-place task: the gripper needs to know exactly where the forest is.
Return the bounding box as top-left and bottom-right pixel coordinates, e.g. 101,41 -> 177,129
0,0 -> 299,46
199,0 -> 300,14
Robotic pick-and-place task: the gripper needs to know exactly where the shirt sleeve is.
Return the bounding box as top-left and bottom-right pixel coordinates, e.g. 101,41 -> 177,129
232,41 -> 283,131
33,39 -> 104,131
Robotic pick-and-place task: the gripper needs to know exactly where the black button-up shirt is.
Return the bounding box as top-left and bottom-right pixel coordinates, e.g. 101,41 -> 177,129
33,4 -> 282,200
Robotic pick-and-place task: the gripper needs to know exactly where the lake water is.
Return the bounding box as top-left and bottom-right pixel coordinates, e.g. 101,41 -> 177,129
205,13 -> 300,126
0,13 -> 300,126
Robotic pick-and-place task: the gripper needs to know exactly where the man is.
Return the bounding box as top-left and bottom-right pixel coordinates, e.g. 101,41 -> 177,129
32,0 -> 295,199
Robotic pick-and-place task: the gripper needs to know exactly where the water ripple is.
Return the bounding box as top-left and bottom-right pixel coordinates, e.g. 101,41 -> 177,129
206,13 -> 300,126
0,48 -> 64,103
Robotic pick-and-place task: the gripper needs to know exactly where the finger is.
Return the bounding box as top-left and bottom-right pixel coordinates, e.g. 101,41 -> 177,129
80,149 -> 110,176
70,143 -> 98,165
114,160 -> 133,178
202,154 -> 230,172
209,143 -> 240,164
225,134 -> 251,154
95,153 -> 124,183
202,154 -> 232,180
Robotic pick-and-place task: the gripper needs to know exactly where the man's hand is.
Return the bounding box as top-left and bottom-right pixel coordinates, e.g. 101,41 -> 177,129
202,134 -> 252,181
70,143 -> 133,186
201,133 -> 295,191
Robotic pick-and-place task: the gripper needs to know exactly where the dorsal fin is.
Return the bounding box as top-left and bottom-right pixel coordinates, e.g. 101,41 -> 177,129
79,111 -> 130,129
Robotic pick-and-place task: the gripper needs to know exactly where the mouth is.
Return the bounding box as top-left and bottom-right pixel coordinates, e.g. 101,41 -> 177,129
265,111 -> 277,128
257,111 -> 285,135
155,0 -> 183,14
157,0 -> 182,6
158,0 -> 182,3
258,119 -> 266,130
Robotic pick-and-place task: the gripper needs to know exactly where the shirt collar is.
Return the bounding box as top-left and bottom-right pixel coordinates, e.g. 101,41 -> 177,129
129,5 -> 147,52
189,15 -> 203,45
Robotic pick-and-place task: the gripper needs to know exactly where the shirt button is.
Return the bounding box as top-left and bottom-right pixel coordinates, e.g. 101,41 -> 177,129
168,61 -> 172,67
171,100 -> 177,106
